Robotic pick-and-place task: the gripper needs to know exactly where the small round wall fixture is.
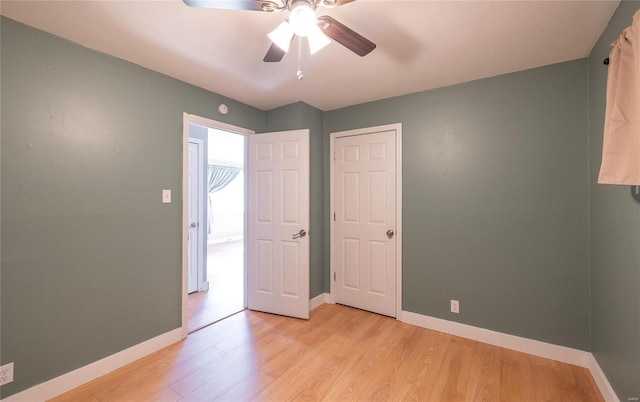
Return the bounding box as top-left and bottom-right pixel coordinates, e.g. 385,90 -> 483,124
218,104 -> 229,115
632,186 -> 640,204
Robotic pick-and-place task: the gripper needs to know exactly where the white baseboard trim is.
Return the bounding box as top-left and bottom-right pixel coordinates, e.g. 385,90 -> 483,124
587,354 -> 620,402
3,328 -> 182,402
401,310 -> 588,366
309,293 -> 330,311
401,310 -> 619,401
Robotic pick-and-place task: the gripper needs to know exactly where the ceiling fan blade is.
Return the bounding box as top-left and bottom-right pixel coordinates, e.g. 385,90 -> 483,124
318,16 -> 376,57
182,0 -> 282,12
319,0 -> 356,7
263,43 -> 287,62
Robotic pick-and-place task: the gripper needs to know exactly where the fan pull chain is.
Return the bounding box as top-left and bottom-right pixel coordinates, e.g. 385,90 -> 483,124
296,36 -> 304,80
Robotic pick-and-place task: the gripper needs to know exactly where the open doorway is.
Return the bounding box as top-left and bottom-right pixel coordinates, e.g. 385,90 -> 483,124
187,124 -> 246,333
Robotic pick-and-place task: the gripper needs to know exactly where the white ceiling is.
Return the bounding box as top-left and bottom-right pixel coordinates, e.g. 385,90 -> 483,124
1,0 -> 619,111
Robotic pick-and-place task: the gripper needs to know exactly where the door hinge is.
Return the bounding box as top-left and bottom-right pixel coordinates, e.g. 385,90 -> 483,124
333,272 -> 336,281
333,152 -> 336,161
333,212 -> 336,221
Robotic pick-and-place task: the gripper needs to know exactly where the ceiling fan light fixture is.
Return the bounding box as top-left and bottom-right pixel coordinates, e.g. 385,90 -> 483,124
289,2 -> 317,37
268,21 -> 294,52
307,25 -> 331,55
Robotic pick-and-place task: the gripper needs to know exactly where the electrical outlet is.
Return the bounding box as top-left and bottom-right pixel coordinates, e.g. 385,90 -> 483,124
450,299 -> 460,314
0,362 -> 14,386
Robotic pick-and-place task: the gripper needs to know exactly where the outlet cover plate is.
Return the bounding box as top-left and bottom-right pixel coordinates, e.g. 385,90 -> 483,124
0,362 -> 14,386
450,299 -> 460,314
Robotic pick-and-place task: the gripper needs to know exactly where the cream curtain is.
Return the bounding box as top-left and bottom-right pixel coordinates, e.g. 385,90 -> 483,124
207,164 -> 242,234
598,10 -> 640,185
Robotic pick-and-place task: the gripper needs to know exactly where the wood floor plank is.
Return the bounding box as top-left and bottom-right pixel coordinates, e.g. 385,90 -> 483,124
102,384 -> 181,402
253,342 -> 338,401
78,351 -> 177,401
49,304 -> 604,402
500,348 -> 537,402
428,336 -> 476,402
465,342 -> 501,402
51,388 -> 99,402
213,371 -> 276,401
281,317 -> 381,402
530,355 -> 567,402
569,365 -> 606,402
283,335 -> 353,401
167,343 -> 256,397
286,308 -> 389,401
320,316 -> 410,400
256,305 -> 356,384
178,359 -> 258,401
251,309 -> 373,401
360,324 -> 423,401
542,356 -> 605,402
401,329 -> 452,400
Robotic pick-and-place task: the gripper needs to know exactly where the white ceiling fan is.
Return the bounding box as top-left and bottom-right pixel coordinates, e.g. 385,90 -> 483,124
183,0 -> 376,62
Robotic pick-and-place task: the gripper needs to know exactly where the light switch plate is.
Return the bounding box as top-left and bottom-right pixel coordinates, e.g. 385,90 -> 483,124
162,189 -> 171,203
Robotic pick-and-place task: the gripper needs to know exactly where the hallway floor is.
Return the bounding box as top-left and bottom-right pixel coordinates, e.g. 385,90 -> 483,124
188,240 -> 244,333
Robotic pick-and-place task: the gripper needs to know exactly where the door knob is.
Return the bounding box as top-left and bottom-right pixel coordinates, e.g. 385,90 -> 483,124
189,222 -> 198,228
386,230 -> 394,239
292,229 -> 307,239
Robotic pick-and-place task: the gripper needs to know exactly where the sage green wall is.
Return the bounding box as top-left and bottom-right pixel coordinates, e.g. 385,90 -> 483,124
266,102 -> 325,298
3,4 -> 638,398
324,60 -> 591,350
588,1 -> 640,400
0,17 -> 265,398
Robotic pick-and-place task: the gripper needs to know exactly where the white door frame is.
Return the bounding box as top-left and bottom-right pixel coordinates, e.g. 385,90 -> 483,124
329,123 -> 403,320
181,113 -> 255,338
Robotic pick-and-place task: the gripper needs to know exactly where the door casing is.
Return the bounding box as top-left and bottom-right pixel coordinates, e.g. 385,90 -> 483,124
181,113 -> 255,338
329,123 -> 403,320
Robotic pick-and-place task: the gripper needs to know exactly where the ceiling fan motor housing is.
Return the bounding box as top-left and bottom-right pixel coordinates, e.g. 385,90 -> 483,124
289,0 -> 316,9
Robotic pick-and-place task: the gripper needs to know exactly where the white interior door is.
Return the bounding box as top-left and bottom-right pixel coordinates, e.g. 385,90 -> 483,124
333,129 -> 398,317
188,139 -> 203,294
247,129 -> 310,319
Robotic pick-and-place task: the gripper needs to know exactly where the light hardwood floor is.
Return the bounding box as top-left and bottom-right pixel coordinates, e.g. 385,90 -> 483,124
51,304 -> 603,402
